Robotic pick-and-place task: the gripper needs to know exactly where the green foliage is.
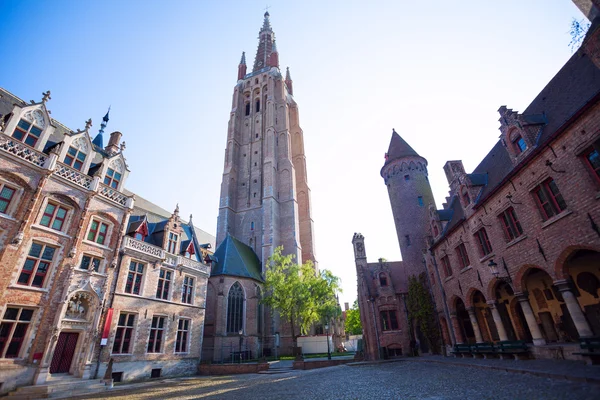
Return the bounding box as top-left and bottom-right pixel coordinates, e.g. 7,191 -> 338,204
345,300 -> 363,335
406,273 -> 440,354
569,18 -> 590,52
263,247 -> 342,345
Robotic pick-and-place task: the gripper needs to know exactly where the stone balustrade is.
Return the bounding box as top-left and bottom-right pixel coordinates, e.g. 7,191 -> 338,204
122,236 -> 165,259
0,133 -> 48,167
98,183 -> 129,207
53,162 -> 93,189
177,255 -> 210,275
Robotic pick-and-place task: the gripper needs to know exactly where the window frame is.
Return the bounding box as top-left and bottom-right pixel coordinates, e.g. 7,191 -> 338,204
63,146 -> 87,171
12,118 -> 43,148
174,318 -> 190,353
227,282 -> 245,334
156,268 -> 173,300
455,243 -> 470,269
510,131 -> 527,155
147,315 -> 166,353
125,261 -> 145,295
181,275 -> 194,304
440,255 -> 452,277
167,232 -> 179,254
475,228 -> 493,257
87,218 -> 110,246
17,242 -> 56,288
499,207 -> 524,242
39,201 -> 69,232
103,168 -> 121,189
0,181 -> 18,216
79,254 -> 103,273
0,307 -> 34,359
380,310 -> 399,331
112,312 -> 136,355
582,146 -> 600,185
532,178 -> 567,221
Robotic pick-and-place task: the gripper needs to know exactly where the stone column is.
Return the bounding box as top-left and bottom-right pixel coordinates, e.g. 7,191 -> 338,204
487,301 -> 508,341
555,280 -> 594,338
450,312 -> 464,344
467,307 -> 484,343
515,292 -> 546,346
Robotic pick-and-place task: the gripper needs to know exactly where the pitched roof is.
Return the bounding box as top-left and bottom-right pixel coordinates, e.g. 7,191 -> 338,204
210,234 -> 263,282
383,130 -> 421,168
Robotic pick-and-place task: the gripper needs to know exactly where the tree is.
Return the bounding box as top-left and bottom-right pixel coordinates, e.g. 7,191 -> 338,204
569,18 -> 590,52
263,246 -> 341,350
406,273 -> 440,354
345,300 -> 363,335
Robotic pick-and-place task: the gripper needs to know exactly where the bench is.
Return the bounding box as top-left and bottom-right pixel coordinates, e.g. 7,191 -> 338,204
450,343 -> 473,358
496,340 -> 529,360
573,337 -> 600,365
471,342 -> 498,359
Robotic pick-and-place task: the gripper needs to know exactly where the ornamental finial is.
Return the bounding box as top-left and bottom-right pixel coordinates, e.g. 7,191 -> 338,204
42,90 -> 51,103
85,118 -> 92,131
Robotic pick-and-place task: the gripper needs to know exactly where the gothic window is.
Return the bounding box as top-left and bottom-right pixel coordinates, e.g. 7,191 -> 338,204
0,307 -> 34,358
227,282 -> 244,333
112,312 -> 135,354
63,146 -> 86,171
39,201 -> 69,231
104,168 -> 121,189
380,310 -> 399,331
475,228 -> 493,257
175,318 -> 190,353
156,269 -> 172,300
18,242 -> 55,288
87,218 -> 109,245
499,207 -> 523,241
125,261 -> 145,295
12,118 -> 43,147
532,178 -> 567,221
379,273 -> 388,287
255,99 -> 260,113
80,254 -> 102,272
167,232 -> 179,254
245,103 -> 250,116
147,316 -> 166,353
0,182 -> 17,215
181,276 -> 194,304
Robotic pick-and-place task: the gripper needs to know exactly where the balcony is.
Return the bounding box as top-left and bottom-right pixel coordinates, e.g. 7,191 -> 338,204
54,162 -> 93,189
177,255 -> 210,276
98,183 -> 130,207
122,236 -> 165,259
0,133 -> 48,168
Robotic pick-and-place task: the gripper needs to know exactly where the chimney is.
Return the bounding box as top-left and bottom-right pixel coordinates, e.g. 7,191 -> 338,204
105,131 -> 122,154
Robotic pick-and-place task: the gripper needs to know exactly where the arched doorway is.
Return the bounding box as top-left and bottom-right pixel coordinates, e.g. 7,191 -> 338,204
493,281 -> 522,341
456,298 -> 475,343
523,269 -> 578,342
564,250 -> 600,336
472,290 -> 499,342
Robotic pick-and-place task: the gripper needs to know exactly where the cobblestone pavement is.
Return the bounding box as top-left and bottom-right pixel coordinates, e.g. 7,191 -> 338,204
78,360 -> 598,400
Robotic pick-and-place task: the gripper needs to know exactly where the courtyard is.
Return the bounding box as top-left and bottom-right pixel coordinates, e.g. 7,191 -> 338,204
76,360 -> 598,400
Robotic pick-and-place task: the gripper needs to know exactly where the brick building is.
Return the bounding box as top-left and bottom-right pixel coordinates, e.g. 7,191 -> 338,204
204,12 -> 318,359
0,87 -> 214,394
355,12 -> 600,361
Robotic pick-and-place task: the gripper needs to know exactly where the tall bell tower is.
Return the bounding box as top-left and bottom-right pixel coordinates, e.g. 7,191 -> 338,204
216,12 -> 317,269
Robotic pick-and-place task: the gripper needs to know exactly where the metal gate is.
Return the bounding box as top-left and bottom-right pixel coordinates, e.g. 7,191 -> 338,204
50,332 -> 79,374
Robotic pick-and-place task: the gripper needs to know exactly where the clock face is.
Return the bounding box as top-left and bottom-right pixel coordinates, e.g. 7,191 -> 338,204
33,110 -> 45,127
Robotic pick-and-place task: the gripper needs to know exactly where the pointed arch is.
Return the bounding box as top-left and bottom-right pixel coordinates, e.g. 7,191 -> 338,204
227,281 -> 245,333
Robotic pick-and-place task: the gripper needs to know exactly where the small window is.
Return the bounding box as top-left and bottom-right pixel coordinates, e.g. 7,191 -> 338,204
418,196 -> 424,207
39,202 -> 69,231
379,273 -> 388,287
156,269 -> 173,300
441,255 -> 452,277
499,207 -> 523,241
245,103 -> 250,116
532,178 -> 567,221
111,372 -> 123,382
250,221 -> 254,231
404,175 -> 410,181
87,219 -> 109,245
151,368 -> 161,378
405,235 -> 411,246
167,232 -> 179,254
134,232 -> 145,241
0,307 -> 34,358
175,318 -> 190,353
511,132 -> 527,154
255,99 -> 260,113
12,119 -> 42,147
112,313 -> 135,354
380,310 -> 399,331
582,146 -> 600,184
64,146 -> 87,171
181,276 -> 194,304
0,183 -> 17,215
18,242 -> 55,287
125,261 -> 145,295
475,228 -> 493,257
80,255 -> 102,272
455,244 -> 470,269
148,317 -> 165,353
104,168 -> 121,189
253,192 -> 257,198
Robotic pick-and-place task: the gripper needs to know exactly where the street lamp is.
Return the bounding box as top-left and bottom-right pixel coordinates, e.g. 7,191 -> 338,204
488,258 -> 513,283
325,323 -> 331,360
488,259 -> 499,278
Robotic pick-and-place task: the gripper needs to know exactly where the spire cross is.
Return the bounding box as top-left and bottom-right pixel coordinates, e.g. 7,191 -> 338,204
42,90 -> 51,103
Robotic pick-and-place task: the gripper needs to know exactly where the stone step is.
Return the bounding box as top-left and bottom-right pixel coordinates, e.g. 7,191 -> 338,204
8,379 -> 110,399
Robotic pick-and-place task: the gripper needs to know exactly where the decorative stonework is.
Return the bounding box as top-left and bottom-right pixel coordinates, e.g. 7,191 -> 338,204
72,137 -> 89,153
23,109 -> 46,128
109,158 -> 124,173
65,292 -> 93,320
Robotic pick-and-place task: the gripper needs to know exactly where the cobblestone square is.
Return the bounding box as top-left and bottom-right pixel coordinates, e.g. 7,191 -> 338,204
80,361 -> 598,400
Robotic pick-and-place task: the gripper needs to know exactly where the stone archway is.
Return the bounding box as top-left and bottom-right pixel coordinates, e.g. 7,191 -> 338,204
563,249 -> 600,336
492,281 -> 518,341
455,298 -> 475,344
471,290 -> 499,342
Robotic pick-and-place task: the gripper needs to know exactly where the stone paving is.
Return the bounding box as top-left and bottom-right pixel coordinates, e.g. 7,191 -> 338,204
75,359 -> 598,400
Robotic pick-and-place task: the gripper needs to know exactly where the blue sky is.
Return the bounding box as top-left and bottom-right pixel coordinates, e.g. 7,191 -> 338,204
0,0 -> 586,306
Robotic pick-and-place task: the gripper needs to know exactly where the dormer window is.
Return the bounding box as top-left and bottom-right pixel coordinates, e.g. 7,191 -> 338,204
104,168 -> 121,189
510,131 -> 527,155
379,273 -> 388,287
64,146 -> 87,171
13,119 -> 42,147
167,232 -> 179,254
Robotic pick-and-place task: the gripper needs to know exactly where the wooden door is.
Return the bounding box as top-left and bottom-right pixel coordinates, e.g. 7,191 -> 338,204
50,332 -> 79,374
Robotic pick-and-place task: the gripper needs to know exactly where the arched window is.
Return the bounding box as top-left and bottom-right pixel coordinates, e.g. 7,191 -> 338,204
245,103 -> 250,116
227,282 -> 244,333
255,99 -> 260,113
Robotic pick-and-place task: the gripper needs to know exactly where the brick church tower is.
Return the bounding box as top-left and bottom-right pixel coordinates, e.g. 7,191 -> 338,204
381,129 -> 435,277
216,11 -> 316,268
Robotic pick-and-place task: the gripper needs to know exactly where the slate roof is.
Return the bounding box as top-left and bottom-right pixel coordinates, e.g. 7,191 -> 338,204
210,234 -> 263,282
383,130 -> 421,169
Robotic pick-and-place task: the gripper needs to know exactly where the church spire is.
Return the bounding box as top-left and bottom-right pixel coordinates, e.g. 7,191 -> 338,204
252,12 -> 276,72
92,107 -> 110,148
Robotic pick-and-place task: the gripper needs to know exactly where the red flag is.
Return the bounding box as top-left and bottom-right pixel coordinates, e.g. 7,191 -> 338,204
101,308 -> 114,346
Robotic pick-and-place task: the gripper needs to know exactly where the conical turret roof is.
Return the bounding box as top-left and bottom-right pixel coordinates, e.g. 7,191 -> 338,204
385,129 -> 420,163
